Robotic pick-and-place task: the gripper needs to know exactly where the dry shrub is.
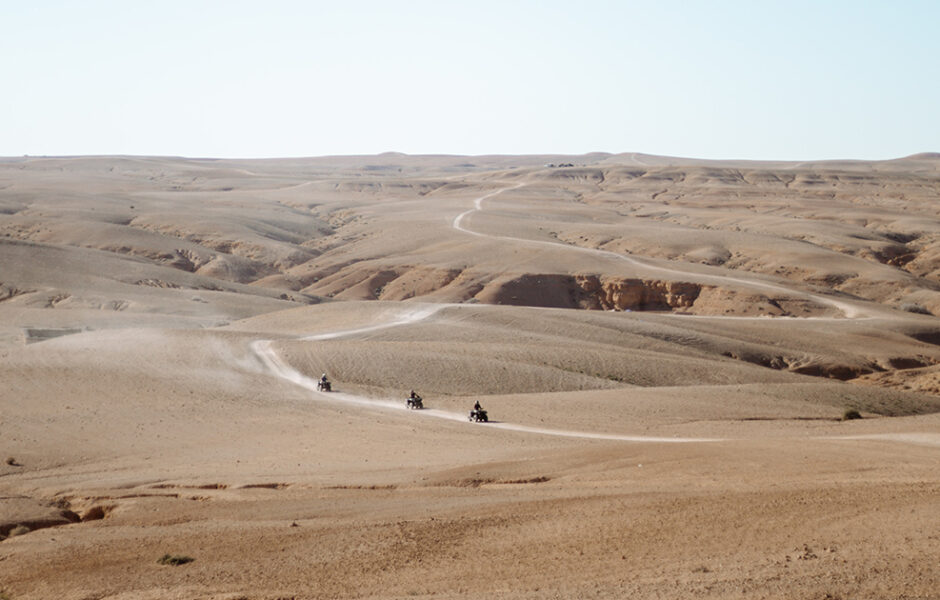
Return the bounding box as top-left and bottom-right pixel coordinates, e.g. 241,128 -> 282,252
842,408 -> 863,421
158,554 -> 194,566
8,525 -> 30,537
899,302 -> 931,315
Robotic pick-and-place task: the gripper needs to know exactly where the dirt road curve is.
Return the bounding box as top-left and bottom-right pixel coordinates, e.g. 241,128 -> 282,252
252,303 -> 940,447
251,306 -> 721,443
454,184 -> 873,319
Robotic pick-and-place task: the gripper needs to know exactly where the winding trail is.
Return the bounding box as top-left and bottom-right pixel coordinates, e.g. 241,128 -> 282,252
250,306 -> 939,448
249,305 -> 939,447
454,183 -> 872,320
250,305 -> 719,443
826,433 -> 940,447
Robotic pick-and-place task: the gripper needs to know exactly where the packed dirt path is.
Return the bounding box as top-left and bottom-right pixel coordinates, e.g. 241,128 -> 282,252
454,183 -> 873,319
252,302 -> 940,448
251,304 -> 723,443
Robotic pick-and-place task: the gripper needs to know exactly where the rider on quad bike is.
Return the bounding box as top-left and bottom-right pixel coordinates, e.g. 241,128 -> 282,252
406,390 -> 424,409
469,400 -> 488,423
317,373 -> 331,392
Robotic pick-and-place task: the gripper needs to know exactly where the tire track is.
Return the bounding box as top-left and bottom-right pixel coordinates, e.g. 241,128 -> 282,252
250,304 -> 720,443
250,305 -> 935,447
453,184 -> 872,320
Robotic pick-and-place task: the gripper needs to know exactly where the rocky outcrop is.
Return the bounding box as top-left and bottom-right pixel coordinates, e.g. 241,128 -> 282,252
0,283 -> 33,302
0,497 -> 81,540
291,261 -> 836,316
574,275 -> 702,311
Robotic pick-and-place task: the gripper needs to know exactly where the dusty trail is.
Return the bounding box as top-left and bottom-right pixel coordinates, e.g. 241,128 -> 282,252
454,184 -> 872,319
299,304 -> 445,341
249,305 -> 720,443
251,311 -> 940,449
251,305 -> 939,446
823,432 -> 940,447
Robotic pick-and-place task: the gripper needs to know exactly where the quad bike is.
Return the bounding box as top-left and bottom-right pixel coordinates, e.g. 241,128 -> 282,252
406,395 -> 424,410
316,380 -> 332,392
468,408 -> 488,423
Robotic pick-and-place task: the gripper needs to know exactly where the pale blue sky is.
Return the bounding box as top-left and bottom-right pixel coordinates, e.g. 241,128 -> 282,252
2,1 -> 937,159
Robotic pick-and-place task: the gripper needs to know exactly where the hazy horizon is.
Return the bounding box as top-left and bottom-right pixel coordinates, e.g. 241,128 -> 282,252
3,1 -> 938,161
5,150 -> 938,163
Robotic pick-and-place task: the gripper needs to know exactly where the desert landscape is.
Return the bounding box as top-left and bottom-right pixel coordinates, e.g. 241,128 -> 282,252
1,152 -> 938,599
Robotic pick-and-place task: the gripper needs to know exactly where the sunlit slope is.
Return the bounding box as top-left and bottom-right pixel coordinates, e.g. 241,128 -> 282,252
231,302 -> 940,415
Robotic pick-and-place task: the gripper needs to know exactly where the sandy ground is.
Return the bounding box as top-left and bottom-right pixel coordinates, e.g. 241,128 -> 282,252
1,153 -> 939,599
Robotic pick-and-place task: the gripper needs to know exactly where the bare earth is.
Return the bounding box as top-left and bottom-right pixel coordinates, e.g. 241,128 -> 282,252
1,153 -> 939,599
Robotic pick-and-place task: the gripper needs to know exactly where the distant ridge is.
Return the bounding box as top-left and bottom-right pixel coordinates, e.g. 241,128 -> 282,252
3,152 -> 938,171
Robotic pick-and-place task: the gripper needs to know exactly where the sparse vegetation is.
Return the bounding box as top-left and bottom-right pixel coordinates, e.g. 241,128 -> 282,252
158,553 -> 194,566
8,525 -> 30,538
5,457 -> 17,466
899,302 -> 931,315
842,408 -> 863,421
49,497 -> 71,510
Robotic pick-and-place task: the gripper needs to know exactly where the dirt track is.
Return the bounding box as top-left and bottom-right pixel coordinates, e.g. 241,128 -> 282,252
253,303 -> 724,443
456,183 -> 873,319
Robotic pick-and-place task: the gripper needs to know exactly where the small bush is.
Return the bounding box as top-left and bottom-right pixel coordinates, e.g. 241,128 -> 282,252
8,525 -> 30,538
899,303 -> 931,315
5,457 -> 16,466
842,409 -> 862,421
158,554 -> 194,566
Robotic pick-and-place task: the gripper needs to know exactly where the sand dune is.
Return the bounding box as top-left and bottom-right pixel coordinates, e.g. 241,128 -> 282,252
1,153 -> 939,599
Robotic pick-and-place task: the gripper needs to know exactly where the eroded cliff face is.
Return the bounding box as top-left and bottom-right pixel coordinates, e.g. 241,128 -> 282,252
484,273 -> 832,316
574,275 -> 702,311
296,264 -> 832,316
